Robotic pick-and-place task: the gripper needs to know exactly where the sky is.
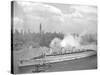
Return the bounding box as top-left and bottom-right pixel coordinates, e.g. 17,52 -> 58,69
13,1 -> 97,34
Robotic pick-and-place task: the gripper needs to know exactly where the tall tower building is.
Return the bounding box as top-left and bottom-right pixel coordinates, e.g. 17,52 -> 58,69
40,23 -> 42,34
40,23 -> 44,35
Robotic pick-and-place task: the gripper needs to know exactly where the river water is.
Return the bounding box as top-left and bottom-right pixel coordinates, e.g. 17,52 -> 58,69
13,50 -> 97,74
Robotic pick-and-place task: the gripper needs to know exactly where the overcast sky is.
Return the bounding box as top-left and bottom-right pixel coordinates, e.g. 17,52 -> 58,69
13,1 -> 97,34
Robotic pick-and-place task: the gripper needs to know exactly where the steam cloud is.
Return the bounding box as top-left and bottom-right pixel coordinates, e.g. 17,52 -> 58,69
50,33 -> 97,49
60,34 -> 80,48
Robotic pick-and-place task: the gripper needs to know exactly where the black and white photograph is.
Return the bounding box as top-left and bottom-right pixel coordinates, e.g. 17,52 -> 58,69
11,1 -> 97,74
